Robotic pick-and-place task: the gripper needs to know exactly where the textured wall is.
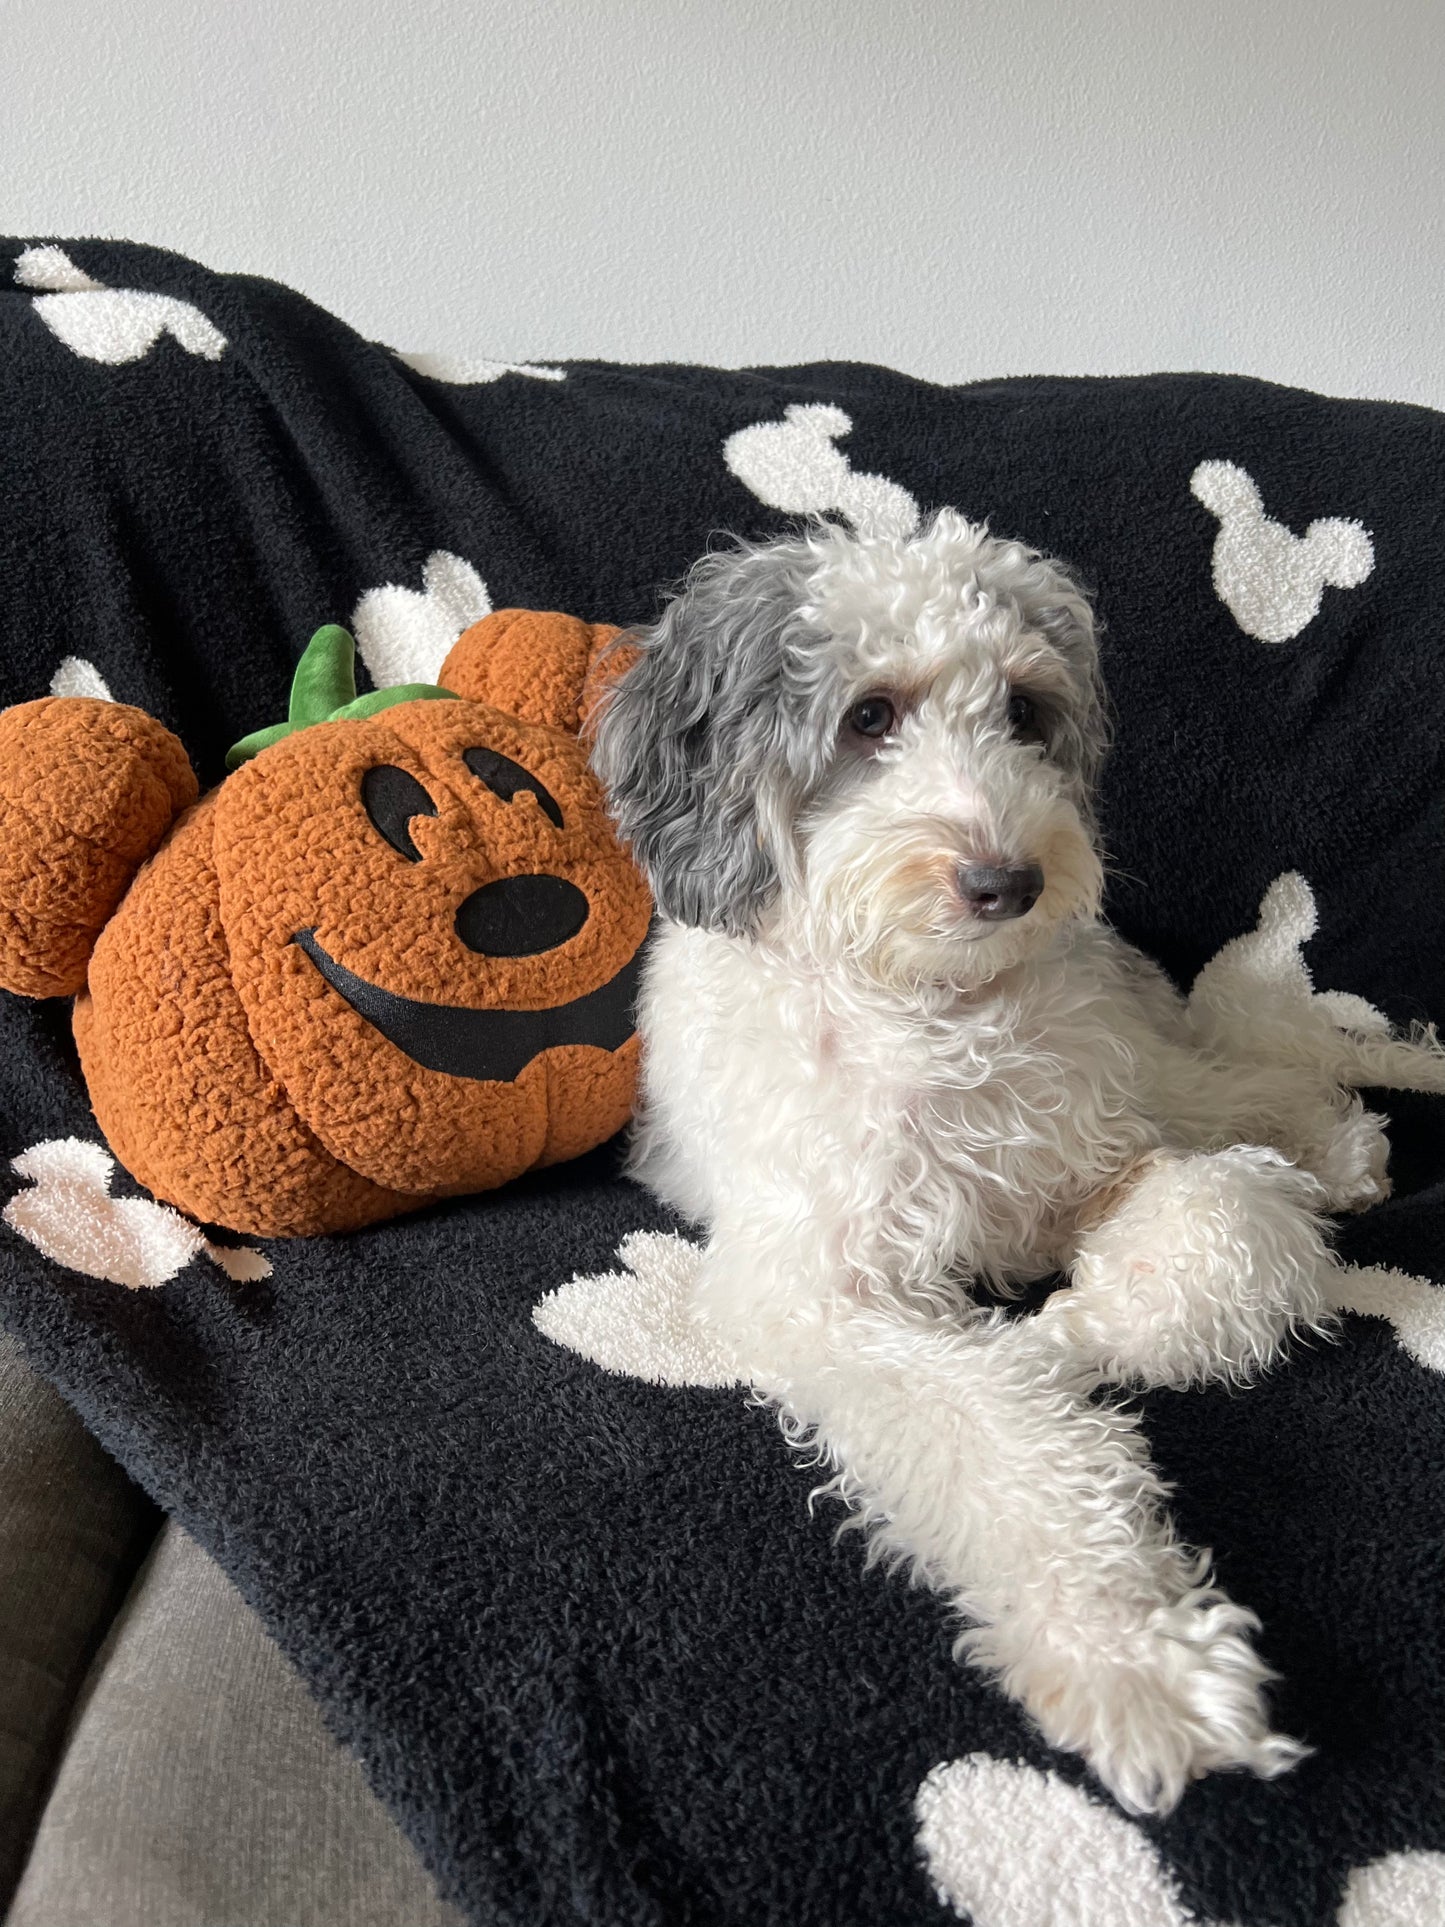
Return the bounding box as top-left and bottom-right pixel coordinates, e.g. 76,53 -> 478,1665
4,0 -> 1440,406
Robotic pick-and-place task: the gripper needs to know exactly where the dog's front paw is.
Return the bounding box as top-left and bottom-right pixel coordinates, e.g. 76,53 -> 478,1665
1047,1147 -> 1335,1388
1309,1105 -> 1392,1213
1001,1595 -> 1307,1816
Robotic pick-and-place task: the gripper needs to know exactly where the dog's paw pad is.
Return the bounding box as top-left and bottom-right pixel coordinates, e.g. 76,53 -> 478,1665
532,1230 -> 739,1387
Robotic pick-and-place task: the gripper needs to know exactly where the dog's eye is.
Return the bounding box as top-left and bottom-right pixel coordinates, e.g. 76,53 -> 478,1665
361,765 -> 438,862
463,746 -> 564,828
1007,691 -> 1045,745
847,696 -> 896,740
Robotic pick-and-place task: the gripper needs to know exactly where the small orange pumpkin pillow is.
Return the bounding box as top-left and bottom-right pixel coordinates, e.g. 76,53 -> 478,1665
0,612 -> 650,1237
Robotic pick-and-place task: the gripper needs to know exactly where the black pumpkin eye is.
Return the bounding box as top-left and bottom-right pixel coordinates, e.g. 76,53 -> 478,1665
361,764 -> 438,862
1007,691 -> 1046,745
847,695 -> 896,740
463,746 -> 564,828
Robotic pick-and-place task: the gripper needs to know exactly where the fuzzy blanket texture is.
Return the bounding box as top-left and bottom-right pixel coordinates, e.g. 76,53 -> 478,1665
1,239 -> 1443,1927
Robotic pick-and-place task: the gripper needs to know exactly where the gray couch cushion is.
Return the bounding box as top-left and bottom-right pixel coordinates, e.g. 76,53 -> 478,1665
7,1523 -> 464,1927
0,1330 -> 157,1907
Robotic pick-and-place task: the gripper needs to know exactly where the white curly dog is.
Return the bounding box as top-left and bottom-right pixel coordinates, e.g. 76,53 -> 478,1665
589,509 -> 1439,1815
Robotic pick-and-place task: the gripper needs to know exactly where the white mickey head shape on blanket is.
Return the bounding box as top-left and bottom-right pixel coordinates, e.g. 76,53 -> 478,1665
533,1230 -> 739,1387
49,656 -> 112,701
1187,871 -> 1445,1097
916,1751 -> 1445,1926
16,245 -> 227,366
395,349 -> 566,384
3,1139 -> 269,1289
916,1753 -> 1194,1926
1187,872 -> 1445,1370
350,549 -> 492,688
1324,1264 -> 1445,1375
725,402 -> 921,537
1338,1852 -> 1445,1927
1190,459 -> 1373,643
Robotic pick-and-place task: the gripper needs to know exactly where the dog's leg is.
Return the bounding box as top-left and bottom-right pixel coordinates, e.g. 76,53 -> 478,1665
1037,1146 -> 1336,1389
1146,1043 -> 1390,1214
701,1236 -> 1304,1816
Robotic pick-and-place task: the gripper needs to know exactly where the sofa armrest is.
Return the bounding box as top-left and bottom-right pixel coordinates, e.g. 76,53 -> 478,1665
0,1330 -> 159,1907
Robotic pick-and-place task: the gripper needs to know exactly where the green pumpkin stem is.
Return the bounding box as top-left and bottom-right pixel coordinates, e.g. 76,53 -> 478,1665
225,626 -> 461,770
289,624 -> 358,725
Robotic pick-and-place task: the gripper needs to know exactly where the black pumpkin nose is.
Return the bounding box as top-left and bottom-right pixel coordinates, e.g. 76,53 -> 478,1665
958,862 -> 1045,922
454,874 -> 589,957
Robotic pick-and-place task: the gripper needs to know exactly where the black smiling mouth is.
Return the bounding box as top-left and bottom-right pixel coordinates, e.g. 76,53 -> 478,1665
292,928 -> 645,1082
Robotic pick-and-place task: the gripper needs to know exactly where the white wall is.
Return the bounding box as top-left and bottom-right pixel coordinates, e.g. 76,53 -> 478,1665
5,0 -> 1441,408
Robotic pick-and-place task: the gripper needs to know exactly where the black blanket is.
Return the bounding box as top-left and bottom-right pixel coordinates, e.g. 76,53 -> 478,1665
1,239 -> 1443,1927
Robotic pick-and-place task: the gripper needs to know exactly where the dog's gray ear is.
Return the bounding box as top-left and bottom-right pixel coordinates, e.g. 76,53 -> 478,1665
1023,563 -> 1107,795
589,539 -> 824,935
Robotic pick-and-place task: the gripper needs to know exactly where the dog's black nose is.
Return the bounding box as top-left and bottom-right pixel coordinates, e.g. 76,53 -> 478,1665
959,863 -> 1045,922
455,874 -> 589,956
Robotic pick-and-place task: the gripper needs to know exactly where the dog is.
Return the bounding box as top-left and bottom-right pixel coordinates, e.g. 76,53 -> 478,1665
588,508 -> 1418,1815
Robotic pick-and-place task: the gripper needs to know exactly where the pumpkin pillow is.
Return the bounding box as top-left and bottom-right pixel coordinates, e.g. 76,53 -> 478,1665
0,612 -> 650,1237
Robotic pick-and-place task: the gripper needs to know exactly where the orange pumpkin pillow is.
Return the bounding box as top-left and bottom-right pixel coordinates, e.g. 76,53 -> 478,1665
0,612 -> 650,1237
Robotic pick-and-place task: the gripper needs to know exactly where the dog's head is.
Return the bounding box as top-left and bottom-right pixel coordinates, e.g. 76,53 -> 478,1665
589,511 -> 1106,991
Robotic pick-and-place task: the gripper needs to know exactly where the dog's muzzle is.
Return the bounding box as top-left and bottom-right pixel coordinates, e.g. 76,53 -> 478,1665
958,862 -> 1044,922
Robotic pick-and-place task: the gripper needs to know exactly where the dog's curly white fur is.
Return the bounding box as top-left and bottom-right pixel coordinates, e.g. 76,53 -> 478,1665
589,510 -> 1436,1816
